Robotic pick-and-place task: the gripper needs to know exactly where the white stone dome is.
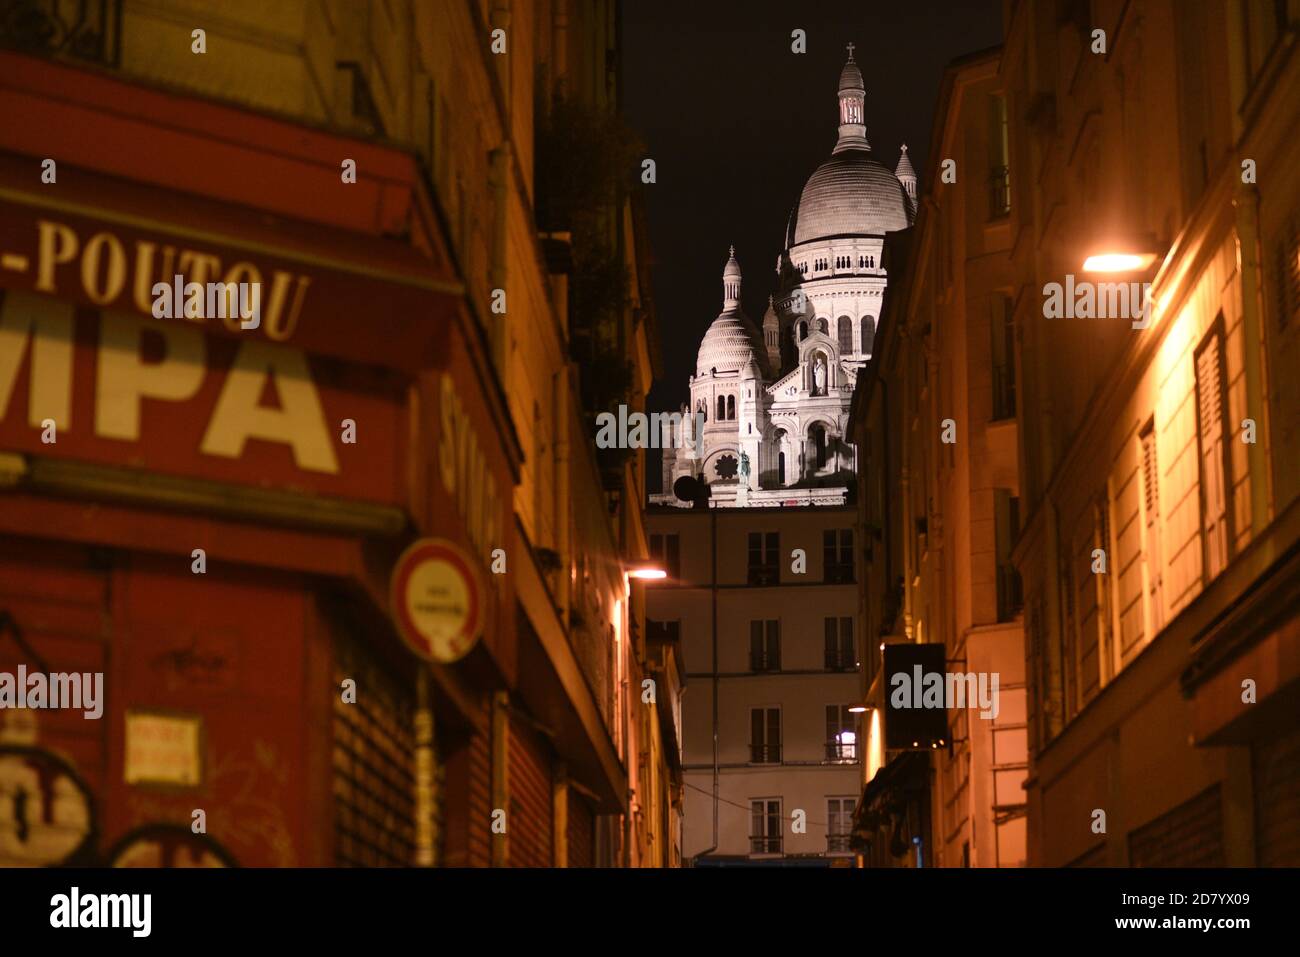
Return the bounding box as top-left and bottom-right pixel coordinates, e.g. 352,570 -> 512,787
696,308 -> 765,377
786,149 -> 912,245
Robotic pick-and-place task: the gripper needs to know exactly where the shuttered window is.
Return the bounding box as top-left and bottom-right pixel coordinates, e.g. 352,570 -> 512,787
1195,324 -> 1231,580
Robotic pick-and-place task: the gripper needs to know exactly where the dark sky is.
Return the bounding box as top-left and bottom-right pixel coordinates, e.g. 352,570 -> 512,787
621,0 -> 1002,412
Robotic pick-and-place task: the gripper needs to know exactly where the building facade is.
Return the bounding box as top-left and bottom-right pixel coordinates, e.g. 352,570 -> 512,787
850,0 -> 1300,870
645,505 -> 862,864
848,47 -> 1029,869
0,0 -> 673,868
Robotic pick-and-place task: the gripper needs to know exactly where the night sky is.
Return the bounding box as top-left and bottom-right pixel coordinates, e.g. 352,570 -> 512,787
621,0 -> 1002,415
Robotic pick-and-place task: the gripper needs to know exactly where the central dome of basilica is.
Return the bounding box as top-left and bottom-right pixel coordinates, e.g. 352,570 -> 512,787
786,149 -> 913,246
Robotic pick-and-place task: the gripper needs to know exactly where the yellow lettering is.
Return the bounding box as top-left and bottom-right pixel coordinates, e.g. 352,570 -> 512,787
0,292 -> 74,430
35,220 -> 78,294
200,339 -> 338,473
81,232 -> 127,305
95,313 -> 204,440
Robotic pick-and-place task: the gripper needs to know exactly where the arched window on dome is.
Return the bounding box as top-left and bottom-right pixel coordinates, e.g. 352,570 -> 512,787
727,395 -> 735,420
799,321 -> 808,341
837,316 -> 853,354
861,316 -> 876,356
716,395 -> 726,421
817,317 -> 828,335
698,399 -> 707,423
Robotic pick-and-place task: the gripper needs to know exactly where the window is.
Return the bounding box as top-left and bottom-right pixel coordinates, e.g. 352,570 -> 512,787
988,93 -> 1011,218
716,395 -> 725,421
823,529 -> 854,583
991,295 -> 1016,419
1139,419 -> 1164,639
747,531 -> 780,585
1194,321 -> 1232,581
837,316 -> 853,354
750,799 -> 782,854
825,705 -> 859,762
750,620 -> 781,672
799,320 -> 808,341
817,318 -> 828,335
824,616 -> 855,670
648,533 -> 680,579
827,797 -> 856,852
750,708 -> 781,764
861,316 -> 875,355
994,490 -> 1022,621
726,394 -> 735,420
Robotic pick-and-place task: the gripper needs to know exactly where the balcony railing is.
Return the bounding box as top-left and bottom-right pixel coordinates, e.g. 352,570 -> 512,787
824,652 -> 856,672
747,564 -> 779,586
750,654 -> 780,673
750,835 -> 782,855
823,562 -> 855,584
824,741 -> 858,763
827,834 -> 853,853
750,744 -> 782,764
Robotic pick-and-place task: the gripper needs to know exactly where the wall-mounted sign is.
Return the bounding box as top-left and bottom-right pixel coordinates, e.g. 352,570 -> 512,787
882,643 -> 949,750
124,711 -> 203,787
390,538 -> 484,663
0,745 -> 96,866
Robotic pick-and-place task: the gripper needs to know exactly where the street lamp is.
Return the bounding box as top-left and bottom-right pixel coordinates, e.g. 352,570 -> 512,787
1081,233 -> 1162,273
626,560 -> 668,581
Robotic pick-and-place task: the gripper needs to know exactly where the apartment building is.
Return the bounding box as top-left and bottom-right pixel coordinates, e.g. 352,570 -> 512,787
645,505 -> 862,864
848,46 -> 1029,868
0,0 -> 671,867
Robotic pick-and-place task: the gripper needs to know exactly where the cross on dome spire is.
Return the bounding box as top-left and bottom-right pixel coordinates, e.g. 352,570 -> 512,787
846,42 -> 855,61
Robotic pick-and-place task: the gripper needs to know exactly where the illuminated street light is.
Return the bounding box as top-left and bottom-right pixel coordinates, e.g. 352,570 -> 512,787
1081,251 -> 1159,273
627,561 -> 668,580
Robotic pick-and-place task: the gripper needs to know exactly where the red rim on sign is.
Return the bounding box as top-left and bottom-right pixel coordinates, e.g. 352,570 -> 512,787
389,538 -> 484,663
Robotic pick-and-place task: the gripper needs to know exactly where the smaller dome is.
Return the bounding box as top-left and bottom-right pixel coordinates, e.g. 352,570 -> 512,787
696,310 -> 765,378
895,143 -> 916,181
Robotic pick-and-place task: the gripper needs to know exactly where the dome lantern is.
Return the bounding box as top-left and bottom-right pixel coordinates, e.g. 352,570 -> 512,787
834,43 -> 869,154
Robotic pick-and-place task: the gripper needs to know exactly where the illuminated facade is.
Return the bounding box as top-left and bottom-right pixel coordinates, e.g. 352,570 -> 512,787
655,49 -> 915,508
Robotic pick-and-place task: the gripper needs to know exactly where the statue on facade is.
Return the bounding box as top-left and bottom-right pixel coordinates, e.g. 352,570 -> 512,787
740,451 -> 750,482
813,354 -> 827,396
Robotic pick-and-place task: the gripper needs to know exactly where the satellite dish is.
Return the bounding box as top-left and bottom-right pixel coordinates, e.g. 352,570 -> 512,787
673,475 -> 699,502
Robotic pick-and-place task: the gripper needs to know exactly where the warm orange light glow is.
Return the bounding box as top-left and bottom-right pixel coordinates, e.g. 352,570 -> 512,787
848,704 -> 869,713
1082,251 -> 1158,273
627,567 -> 668,580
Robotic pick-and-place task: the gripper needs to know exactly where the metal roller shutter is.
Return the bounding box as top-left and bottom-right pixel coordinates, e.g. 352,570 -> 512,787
1254,723 -> 1300,866
567,793 -> 595,867
332,634 -> 418,867
506,719 -> 552,867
